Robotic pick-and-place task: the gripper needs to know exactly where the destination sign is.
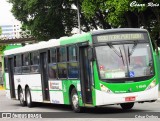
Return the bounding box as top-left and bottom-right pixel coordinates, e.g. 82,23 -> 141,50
96,33 -> 145,42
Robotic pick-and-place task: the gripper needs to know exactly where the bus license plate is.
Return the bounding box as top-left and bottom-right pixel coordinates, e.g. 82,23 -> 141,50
125,96 -> 135,102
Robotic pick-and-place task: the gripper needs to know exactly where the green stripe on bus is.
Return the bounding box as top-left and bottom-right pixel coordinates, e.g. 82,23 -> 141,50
60,33 -> 92,45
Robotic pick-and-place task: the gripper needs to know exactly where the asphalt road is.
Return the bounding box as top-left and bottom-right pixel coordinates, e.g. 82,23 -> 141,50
0,90 -> 160,121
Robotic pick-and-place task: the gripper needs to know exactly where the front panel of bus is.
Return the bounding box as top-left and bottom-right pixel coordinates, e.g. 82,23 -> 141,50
92,31 -> 158,106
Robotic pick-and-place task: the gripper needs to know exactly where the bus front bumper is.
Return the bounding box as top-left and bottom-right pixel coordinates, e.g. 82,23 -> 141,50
95,85 -> 158,106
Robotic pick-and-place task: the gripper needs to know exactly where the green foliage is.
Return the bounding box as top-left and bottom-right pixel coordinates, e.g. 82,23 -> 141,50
105,0 -> 128,27
9,0 -> 78,40
82,0 -> 108,21
82,0 -> 147,27
82,0 -> 97,19
0,45 -> 6,52
82,0 -> 160,45
105,0 -> 147,27
8,0 -> 160,45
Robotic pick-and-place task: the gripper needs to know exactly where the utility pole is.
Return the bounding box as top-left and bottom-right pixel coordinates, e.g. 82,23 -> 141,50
77,0 -> 81,34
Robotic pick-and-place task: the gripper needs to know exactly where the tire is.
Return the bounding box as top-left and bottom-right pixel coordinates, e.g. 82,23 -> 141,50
26,88 -> 33,108
19,88 -> 26,106
70,88 -> 83,113
120,103 -> 134,110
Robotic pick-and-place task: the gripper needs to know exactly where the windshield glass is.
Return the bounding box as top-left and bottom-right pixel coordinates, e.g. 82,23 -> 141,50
126,43 -> 153,77
95,43 -> 154,79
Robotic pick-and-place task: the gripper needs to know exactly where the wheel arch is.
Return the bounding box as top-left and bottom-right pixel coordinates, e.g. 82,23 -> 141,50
24,85 -> 30,97
17,85 -> 22,100
69,84 -> 76,104
25,85 -> 29,91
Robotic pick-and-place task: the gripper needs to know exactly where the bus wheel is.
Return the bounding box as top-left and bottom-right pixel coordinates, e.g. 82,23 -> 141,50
120,103 -> 134,110
70,88 -> 82,113
26,88 -> 33,108
19,88 -> 26,106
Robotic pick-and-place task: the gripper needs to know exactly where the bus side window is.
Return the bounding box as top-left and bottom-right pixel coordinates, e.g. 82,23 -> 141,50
14,55 -> 22,74
58,63 -> 67,78
23,53 -> 30,66
57,47 -> 67,62
57,47 -> 67,79
48,63 -> 57,79
22,53 -> 30,73
68,45 -> 77,61
68,45 -> 79,78
30,52 -> 40,73
50,48 -> 56,63
4,57 -> 8,72
48,48 -> 57,79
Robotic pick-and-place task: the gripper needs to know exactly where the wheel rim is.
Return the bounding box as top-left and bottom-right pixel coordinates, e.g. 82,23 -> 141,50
20,92 -> 24,104
72,93 -> 79,109
27,91 -> 31,104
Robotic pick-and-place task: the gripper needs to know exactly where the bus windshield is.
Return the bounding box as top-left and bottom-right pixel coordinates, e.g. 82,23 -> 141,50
95,43 -> 154,79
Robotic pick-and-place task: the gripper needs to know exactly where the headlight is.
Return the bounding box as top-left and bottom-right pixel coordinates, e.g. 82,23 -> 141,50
100,84 -> 113,93
146,80 -> 156,90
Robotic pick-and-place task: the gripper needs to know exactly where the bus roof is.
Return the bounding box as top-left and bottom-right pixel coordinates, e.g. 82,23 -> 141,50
4,33 -> 91,56
4,28 -> 148,56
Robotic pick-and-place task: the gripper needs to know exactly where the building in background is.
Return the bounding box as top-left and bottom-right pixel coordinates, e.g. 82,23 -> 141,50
0,21 -> 21,39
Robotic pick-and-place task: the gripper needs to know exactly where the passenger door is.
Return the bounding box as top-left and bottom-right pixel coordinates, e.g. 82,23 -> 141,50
8,57 -> 16,98
79,45 -> 92,104
40,51 -> 50,101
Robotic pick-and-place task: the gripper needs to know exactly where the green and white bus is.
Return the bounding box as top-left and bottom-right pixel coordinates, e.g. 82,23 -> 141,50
4,28 -> 158,112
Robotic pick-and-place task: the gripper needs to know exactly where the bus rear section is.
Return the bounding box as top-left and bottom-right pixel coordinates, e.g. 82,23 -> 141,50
3,45 -> 22,99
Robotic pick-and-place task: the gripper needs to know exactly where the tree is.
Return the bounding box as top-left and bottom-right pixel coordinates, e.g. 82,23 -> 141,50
9,0 -> 112,41
9,0 -> 160,45
82,0 -> 160,46
9,0 -> 78,40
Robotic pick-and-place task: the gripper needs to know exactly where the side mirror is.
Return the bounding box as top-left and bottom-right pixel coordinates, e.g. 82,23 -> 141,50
88,47 -> 94,61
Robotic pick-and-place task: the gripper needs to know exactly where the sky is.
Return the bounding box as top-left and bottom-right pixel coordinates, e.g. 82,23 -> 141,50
0,0 -> 20,25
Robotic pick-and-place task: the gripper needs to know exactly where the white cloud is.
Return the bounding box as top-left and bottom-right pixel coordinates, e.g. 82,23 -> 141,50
0,0 -> 20,25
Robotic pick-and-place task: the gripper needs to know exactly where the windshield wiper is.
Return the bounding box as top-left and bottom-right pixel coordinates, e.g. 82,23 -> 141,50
128,42 -> 138,64
108,43 -> 125,65
119,47 -> 125,65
